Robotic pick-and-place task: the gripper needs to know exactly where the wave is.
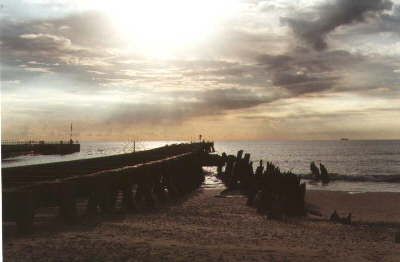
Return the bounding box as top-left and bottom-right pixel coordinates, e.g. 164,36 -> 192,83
301,173 -> 400,183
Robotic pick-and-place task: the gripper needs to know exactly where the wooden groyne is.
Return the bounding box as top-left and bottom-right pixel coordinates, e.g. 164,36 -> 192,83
216,150 -> 307,219
2,142 -> 214,188
1,140 -> 80,159
2,142 -> 215,234
2,143 -> 307,234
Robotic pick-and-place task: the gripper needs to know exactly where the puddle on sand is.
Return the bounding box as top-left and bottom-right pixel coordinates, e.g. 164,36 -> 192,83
201,167 -> 226,189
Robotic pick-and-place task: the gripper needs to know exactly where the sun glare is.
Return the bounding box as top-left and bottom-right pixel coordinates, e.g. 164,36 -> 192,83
92,0 -> 234,57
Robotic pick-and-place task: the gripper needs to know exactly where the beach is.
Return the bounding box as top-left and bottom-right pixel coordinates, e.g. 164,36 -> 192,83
3,188 -> 400,261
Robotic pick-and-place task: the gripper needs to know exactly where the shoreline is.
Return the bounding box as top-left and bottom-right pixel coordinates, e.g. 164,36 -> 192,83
305,190 -> 400,223
3,189 -> 400,261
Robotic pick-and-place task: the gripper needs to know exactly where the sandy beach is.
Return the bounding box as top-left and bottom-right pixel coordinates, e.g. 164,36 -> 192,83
3,188 -> 400,261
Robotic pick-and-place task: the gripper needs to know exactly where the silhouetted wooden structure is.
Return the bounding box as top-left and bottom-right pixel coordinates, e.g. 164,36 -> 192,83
2,140 -> 80,159
217,150 -> 306,219
2,142 -> 214,234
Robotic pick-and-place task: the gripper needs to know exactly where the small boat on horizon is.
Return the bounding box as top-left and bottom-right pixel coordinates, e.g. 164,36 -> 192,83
341,138 -> 349,140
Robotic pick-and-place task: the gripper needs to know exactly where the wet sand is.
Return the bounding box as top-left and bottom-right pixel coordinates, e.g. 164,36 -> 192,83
3,189 -> 400,261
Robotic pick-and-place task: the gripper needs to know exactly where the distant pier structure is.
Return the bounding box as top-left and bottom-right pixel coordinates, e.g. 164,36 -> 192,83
1,140 -> 80,159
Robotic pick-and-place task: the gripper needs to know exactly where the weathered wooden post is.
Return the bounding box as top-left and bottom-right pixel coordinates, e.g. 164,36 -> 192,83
174,159 -> 187,196
240,154 -> 253,189
137,172 -> 155,208
299,182 -> 306,211
151,165 -> 167,203
3,190 -> 36,234
236,150 -> 243,161
98,175 -> 111,213
15,190 -> 36,234
257,190 -> 268,214
186,154 -> 203,191
108,176 -> 121,211
162,162 -> 179,200
257,162 -> 277,214
177,158 -> 189,194
395,232 -> 400,243
58,182 -> 77,224
229,150 -> 244,188
268,195 -> 284,220
223,155 -> 236,183
247,160 -> 264,207
87,184 -> 98,212
195,155 -> 205,188
121,173 -> 136,212
217,153 -> 227,177
86,175 -> 111,213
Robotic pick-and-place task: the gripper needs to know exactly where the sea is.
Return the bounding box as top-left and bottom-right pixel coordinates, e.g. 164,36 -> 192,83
2,140 -> 400,193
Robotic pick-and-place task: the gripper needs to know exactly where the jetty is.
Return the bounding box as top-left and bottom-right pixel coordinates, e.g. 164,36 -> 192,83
2,142 -> 216,234
4,144 -> 400,260
2,141 -> 308,234
1,140 -> 80,159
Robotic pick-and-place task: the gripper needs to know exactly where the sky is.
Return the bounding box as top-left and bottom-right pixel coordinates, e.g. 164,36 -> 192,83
1,0 -> 400,141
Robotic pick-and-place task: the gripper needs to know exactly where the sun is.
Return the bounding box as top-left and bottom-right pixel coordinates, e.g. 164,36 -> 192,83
94,0 -> 234,57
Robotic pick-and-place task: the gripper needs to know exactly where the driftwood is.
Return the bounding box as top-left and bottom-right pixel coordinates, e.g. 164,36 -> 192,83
330,210 -> 352,225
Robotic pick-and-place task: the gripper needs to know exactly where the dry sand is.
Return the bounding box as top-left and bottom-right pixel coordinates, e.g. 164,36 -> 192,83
3,188 -> 400,261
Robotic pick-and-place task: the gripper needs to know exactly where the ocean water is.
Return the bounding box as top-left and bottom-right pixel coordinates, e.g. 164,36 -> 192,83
1,141 -> 179,168
2,140 -> 400,193
214,140 -> 400,193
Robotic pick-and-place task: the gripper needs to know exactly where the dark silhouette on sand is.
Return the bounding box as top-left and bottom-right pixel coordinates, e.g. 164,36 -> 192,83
310,161 -> 330,184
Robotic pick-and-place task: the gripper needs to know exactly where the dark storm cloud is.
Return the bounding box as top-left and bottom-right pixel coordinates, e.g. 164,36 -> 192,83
185,68 -> 246,77
257,50 -> 363,74
332,4 -> 400,36
255,49 -> 365,97
282,0 -> 393,50
256,55 -> 293,70
382,3 -> 400,21
282,79 -> 337,96
105,88 -> 277,126
272,72 -> 337,96
170,59 -> 239,69
273,73 -> 317,86
201,88 -> 277,110
379,4 -> 400,33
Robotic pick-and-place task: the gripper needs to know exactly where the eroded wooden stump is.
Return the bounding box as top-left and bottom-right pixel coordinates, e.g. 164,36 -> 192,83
58,182 -> 77,224
395,232 -> 400,244
3,190 -> 36,234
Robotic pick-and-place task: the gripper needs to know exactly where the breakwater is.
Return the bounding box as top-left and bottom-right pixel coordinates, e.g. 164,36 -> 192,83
2,140 -> 80,159
2,142 -> 215,234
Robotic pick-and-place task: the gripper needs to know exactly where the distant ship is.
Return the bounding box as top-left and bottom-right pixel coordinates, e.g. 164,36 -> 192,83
341,138 -> 349,140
